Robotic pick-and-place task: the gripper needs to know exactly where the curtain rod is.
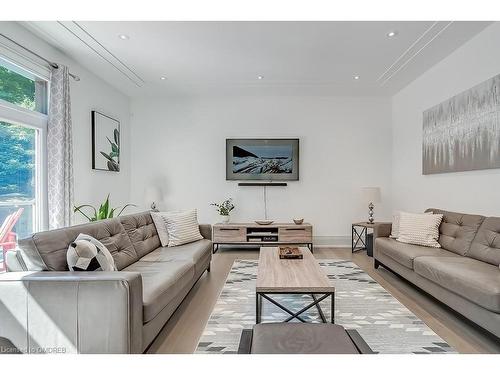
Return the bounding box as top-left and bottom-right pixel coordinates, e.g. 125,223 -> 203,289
0,33 -> 80,81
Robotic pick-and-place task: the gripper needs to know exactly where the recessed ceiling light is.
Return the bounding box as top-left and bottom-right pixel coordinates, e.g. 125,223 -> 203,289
257,75 -> 264,80
387,31 -> 398,38
354,75 -> 360,80
160,76 -> 167,80
118,34 -> 129,40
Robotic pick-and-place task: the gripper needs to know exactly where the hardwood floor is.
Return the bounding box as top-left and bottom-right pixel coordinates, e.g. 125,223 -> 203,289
147,246 -> 500,354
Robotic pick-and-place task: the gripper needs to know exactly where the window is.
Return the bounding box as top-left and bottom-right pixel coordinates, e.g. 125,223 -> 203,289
0,58 -> 47,114
0,121 -> 39,238
0,57 -> 47,269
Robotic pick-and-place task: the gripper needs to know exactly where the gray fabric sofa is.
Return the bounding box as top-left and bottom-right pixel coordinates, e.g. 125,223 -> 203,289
0,211 -> 212,353
374,208 -> 500,339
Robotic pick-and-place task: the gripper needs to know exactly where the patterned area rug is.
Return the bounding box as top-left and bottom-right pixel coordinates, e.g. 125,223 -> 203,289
196,259 -> 457,354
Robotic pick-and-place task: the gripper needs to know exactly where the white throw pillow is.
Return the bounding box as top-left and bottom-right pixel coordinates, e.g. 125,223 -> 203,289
151,211 -> 171,247
390,212 -> 401,238
162,209 -> 203,247
396,212 -> 443,248
390,211 -> 432,239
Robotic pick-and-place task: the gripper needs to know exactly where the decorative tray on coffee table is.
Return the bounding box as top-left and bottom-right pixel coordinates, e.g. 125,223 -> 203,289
279,246 -> 303,259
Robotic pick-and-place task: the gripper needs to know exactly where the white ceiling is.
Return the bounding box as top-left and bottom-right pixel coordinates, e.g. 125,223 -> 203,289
23,21 -> 491,97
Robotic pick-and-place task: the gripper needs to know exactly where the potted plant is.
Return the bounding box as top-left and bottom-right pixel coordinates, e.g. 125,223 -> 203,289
74,194 -> 136,222
211,198 -> 235,223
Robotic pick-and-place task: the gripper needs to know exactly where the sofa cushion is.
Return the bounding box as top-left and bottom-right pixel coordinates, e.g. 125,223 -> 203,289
120,212 -> 161,259
425,209 -> 485,255
414,256 -> 500,313
140,239 -> 212,275
123,259 -> 195,323
376,237 -> 458,269
140,239 -> 211,264
20,218 -> 137,271
468,217 -> 500,266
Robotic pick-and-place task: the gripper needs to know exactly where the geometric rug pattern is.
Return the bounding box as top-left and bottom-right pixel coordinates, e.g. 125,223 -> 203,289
196,259 -> 457,354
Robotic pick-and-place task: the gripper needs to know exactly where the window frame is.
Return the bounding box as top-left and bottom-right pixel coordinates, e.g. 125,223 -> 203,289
0,65 -> 49,234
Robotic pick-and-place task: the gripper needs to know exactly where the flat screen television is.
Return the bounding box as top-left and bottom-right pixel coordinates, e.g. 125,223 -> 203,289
226,138 -> 299,181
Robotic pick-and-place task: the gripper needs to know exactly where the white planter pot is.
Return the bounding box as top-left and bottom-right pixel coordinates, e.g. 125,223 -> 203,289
220,214 -> 230,223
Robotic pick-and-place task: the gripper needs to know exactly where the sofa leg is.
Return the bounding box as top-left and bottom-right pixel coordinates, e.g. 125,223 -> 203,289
207,263 -> 211,273
374,259 -> 380,269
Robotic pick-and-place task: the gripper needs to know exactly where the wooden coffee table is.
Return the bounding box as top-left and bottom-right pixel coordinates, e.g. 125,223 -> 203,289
255,246 -> 335,324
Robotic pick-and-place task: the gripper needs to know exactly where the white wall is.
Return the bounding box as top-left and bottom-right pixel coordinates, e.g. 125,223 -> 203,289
1,22 -> 132,225
392,22 -> 500,216
130,95 -> 392,245
9,20 -> 498,238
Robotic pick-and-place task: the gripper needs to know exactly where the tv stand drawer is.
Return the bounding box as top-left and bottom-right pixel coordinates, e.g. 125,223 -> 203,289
213,227 -> 246,243
278,227 -> 312,242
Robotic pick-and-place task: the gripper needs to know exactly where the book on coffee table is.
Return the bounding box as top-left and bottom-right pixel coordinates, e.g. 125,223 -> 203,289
278,246 -> 303,259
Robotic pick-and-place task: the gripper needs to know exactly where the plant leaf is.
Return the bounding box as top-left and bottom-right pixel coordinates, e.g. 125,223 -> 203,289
114,128 -> 120,146
97,204 -> 105,220
116,203 -> 136,217
106,137 -> 119,153
107,160 -> 119,171
101,194 -> 110,218
100,151 -> 114,162
73,204 -> 97,222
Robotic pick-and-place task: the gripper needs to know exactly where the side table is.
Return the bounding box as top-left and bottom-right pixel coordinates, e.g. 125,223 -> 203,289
351,222 -> 390,255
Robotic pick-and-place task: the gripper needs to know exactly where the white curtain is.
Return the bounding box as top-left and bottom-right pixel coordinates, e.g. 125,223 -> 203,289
47,65 -> 74,229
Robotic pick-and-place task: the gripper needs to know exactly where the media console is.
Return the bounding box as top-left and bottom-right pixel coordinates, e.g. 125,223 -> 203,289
212,222 -> 313,253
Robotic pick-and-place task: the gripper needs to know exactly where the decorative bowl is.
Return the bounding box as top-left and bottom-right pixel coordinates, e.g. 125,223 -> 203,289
293,218 -> 304,225
255,220 -> 274,225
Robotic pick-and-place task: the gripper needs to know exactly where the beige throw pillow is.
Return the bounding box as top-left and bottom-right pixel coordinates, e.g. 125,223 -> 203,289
396,212 -> 443,248
391,211 -> 432,239
162,209 -> 203,247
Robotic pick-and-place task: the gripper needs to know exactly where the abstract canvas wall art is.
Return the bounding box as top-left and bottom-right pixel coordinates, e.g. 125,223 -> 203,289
422,74 -> 500,174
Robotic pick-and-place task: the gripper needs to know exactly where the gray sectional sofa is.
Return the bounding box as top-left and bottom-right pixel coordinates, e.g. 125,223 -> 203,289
374,208 -> 500,339
0,211 -> 212,353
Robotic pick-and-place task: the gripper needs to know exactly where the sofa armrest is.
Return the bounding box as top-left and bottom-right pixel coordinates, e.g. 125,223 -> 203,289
373,223 -> 392,262
0,271 -> 143,354
4,249 -> 26,272
199,224 -> 212,240
373,223 -> 392,240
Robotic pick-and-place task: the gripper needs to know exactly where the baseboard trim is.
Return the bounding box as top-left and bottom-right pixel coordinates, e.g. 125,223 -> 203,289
313,236 -> 350,248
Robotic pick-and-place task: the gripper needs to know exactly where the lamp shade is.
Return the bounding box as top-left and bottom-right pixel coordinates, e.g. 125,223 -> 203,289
144,186 -> 162,205
362,187 -> 381,204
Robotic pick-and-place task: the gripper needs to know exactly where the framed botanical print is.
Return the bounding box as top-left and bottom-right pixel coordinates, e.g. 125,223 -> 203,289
91,110 -> 120,172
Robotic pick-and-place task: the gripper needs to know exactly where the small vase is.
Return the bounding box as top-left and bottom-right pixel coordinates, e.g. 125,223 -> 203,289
220,214 -> 230,224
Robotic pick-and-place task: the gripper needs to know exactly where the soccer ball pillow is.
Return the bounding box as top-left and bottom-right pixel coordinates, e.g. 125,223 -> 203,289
67,234 -> 117,271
